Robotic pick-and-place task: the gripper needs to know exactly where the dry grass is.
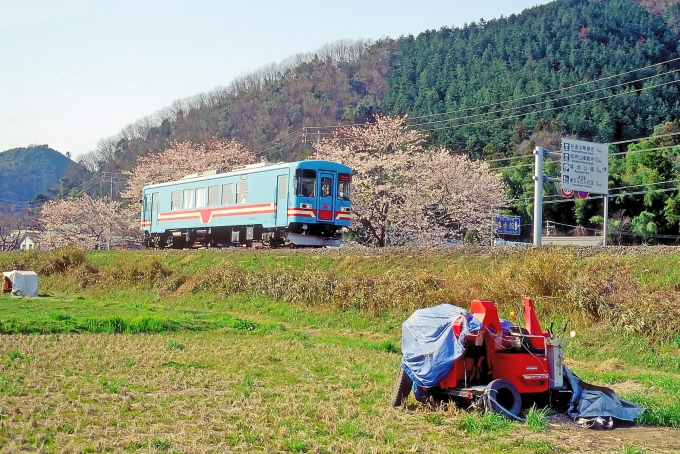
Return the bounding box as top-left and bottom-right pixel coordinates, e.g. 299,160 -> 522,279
0,331 -> 623,453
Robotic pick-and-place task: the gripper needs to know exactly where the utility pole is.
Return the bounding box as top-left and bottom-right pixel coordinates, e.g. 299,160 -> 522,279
603,195 -> 609,246
101,171 -> 127,251
533,146 -> 561,245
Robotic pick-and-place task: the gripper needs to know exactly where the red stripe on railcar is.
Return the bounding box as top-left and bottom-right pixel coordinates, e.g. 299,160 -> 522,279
288,208 -> 316,218
157,203 -> 276,224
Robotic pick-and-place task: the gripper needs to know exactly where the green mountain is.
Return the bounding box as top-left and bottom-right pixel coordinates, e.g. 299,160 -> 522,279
385,0 -> 680,153
0,146 -> 83,208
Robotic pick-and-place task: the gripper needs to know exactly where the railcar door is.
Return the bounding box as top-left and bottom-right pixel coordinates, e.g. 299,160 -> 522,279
143,193 -> 152,231
276,174 -> 289,226
317,172 -> 335,222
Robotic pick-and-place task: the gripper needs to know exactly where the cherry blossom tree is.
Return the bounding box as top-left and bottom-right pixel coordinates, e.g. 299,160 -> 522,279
39,195 -> 138,250
414,148 -> 508,243
121,139 -> 259,200
313,115 -> 508,246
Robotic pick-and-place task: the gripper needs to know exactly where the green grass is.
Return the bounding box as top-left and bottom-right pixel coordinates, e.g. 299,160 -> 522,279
567,332 -> 680,374
0,323 -> 676,452
0,294 -> 284,335
525,405 -> 550,432
1,246 -> 680,452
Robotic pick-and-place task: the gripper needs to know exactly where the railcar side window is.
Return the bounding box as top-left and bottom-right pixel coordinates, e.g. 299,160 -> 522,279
183,189 -> 192,209
171,191 -> 181,210
207,185 -> 219,206
222,184 -> 233,205
338,173 -> 351,200
321,177 -> 332,197
278,175 -> 288,199
294,169 -> 316,196
236,182 -> 248,204
195,187 -> 206,208
152,192 -> 159,213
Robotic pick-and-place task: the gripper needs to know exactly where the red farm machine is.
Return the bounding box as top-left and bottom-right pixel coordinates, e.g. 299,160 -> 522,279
391,297 -> 571,419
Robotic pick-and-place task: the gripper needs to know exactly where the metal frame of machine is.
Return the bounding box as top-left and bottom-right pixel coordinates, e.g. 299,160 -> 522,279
391,298 -> 571,418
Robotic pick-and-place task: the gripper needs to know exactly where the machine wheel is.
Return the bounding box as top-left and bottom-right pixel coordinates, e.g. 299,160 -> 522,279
482,379 -> 522,419
389,366 -> 413,408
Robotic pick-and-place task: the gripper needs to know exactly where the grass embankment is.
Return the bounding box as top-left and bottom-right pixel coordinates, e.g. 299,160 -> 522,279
0,246 -> 679,453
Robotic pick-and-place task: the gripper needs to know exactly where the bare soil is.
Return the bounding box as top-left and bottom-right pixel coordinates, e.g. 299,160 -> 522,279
549,414 -> 680,453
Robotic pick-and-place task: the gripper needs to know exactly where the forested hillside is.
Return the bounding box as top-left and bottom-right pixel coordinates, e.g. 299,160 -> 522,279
68,0 -> 680,242
385,0 -> 680,153
83,0 -> 680,165
82,40 -> 395,175
0,146 -> 85,210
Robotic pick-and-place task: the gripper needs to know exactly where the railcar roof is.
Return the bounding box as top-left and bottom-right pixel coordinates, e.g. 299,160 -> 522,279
141,159 -> 349,191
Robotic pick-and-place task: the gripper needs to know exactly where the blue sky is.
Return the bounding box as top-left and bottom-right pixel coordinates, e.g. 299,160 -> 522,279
0,0 -> 547,158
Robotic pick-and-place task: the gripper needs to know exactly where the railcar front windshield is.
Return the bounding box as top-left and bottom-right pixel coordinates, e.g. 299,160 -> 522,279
294,169 -> 317,197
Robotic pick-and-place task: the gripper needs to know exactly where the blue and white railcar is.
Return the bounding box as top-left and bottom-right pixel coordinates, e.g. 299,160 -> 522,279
140,160 -> 352,248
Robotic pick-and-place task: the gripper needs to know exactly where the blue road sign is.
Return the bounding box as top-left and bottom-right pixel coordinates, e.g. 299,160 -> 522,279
495,216 -> 521,235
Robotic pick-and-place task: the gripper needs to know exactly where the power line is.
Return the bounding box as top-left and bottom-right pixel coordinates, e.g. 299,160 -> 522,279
407,67 -> 680,130
405,56 -> 680,124
258,127 -> 305,152
259,58 -> 680,159
512,186 -> 679,207
486,130 -> 680,167
510,178 -> 680,204
291,68 -> 680,155
610,130 -> 680,146
275,57 -> 680,142
299,57 -> 680,136
259,130 -> 306,157
301,76 -> 680,156
543,220 -> 680,241
489,138 -> 680,172
418,77 -> 680,135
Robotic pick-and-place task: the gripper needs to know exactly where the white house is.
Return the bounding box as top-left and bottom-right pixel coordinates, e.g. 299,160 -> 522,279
18,231 -> 42,251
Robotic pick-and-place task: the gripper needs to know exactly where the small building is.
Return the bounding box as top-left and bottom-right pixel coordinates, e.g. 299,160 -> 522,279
18,231 -> 42,251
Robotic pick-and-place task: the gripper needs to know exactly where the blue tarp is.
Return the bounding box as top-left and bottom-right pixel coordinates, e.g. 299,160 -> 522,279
564,366 -> 646,424
401,304 -> 482,387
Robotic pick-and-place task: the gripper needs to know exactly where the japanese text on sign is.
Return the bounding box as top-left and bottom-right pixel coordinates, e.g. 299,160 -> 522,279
495,216 -> 521,235
560,138 -> 609,195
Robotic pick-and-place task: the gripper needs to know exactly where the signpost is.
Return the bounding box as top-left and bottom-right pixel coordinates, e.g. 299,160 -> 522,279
560,138 -> 609,245
495,216 -> 521,235
560,138 -> 609,195
534,140 -> 610,246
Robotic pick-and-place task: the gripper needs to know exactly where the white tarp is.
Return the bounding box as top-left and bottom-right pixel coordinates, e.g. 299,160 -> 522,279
2,270 -> 39,297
